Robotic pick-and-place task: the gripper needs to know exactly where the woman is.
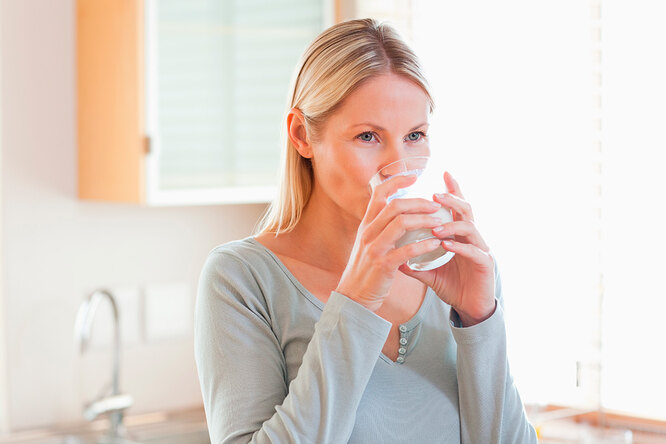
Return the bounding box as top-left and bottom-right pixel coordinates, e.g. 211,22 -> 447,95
195,18 -> 537,443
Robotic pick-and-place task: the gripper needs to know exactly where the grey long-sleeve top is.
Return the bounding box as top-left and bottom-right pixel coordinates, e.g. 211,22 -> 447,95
194,237 -> 537,443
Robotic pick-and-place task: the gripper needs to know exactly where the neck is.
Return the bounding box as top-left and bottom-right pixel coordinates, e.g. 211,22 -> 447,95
285,184 -> 361,273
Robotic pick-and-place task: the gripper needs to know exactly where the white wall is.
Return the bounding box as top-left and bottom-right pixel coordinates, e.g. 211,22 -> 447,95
0,0 -> 10,435
1,0 -> 266,432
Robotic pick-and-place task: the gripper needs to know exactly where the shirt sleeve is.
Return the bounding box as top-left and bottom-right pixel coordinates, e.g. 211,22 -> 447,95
449,260 -> 538,444
194,250 -> 391,444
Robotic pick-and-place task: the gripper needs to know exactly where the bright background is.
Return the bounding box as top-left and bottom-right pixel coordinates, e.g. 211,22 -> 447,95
0,0 -> 664,436
356,0 -> 666,420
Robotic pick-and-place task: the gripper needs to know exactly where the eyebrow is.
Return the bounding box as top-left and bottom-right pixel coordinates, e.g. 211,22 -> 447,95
350,122 -> 429,132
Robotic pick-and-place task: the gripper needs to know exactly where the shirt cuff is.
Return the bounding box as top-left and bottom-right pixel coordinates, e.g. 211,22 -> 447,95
323,291 -> 392,340
449,299 -> 505,346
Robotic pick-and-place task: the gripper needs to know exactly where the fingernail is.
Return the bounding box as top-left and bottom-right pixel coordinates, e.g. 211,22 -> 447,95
430,201 -> 441,209
435,193 -> 446,200
433,225 -> 445,232
442,240 -> 454,247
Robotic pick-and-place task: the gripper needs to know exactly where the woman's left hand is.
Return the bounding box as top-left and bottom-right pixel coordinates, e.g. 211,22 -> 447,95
399,172 -> 496,327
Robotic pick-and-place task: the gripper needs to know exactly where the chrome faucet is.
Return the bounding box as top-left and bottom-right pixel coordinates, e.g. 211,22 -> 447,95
75,289 -> 134,442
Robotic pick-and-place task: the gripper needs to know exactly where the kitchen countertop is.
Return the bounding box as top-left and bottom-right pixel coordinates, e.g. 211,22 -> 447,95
0,407 -> 209,444
3,405 -> 665,444
527,406 -> 666,444
535,419 -> 666,444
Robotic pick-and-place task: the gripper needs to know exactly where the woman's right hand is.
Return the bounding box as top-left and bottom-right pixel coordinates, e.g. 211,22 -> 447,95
335,174 -> 445,312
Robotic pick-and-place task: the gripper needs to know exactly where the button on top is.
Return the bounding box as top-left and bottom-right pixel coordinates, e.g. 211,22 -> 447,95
399,325 -> 407,333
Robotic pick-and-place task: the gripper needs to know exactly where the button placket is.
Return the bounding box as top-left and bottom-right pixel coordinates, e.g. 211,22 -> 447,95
397,324 -> 409,364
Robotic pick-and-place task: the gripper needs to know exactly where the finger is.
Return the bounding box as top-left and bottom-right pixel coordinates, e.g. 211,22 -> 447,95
441,239 -> 493,268
433,221 -> 489,252
444,171 -> 465,200
363,197 -> 442,243
372,212 -> 445,248
383,238 -> 442,270
364,174 -> 418,222
433,193 -> 474,222
398,262 -> 437,287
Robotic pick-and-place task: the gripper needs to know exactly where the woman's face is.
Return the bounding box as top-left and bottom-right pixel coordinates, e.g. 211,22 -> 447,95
310,73 -> 431,220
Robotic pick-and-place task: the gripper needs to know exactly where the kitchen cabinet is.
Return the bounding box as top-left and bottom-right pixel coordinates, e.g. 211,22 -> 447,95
77,0 -> 327,205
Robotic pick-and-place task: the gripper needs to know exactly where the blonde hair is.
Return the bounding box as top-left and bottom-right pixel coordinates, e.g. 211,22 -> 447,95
257,18 -> 434,235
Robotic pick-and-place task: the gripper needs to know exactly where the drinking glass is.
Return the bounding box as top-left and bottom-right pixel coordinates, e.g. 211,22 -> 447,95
370,156 -> 455,271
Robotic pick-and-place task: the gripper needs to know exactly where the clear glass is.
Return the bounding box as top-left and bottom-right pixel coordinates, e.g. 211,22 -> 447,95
370,156 -> 455,271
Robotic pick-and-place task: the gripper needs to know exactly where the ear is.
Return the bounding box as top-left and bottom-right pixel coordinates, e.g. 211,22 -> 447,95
287,108 -> 313,159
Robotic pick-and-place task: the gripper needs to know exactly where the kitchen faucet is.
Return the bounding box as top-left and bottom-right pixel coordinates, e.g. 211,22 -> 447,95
75,289 -> 134,442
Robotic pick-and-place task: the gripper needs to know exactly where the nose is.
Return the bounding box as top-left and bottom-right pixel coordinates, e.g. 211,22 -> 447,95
380,141 -> 409,169
379,138 -> 430,170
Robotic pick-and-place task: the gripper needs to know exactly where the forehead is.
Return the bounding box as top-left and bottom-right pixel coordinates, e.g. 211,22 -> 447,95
332,74 -> 431,128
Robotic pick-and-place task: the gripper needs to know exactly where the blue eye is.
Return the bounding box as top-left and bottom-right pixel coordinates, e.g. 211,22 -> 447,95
407,131 -> 425,141
357,131 -> 377,143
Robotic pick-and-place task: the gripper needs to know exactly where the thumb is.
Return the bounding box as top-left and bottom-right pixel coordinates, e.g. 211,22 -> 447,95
399,263 -> 436,288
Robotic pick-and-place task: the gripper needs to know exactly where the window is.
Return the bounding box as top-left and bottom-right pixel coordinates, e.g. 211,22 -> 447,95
354,0 -> 666,421
148,0 -> 324,194
598,0 -> 666,420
